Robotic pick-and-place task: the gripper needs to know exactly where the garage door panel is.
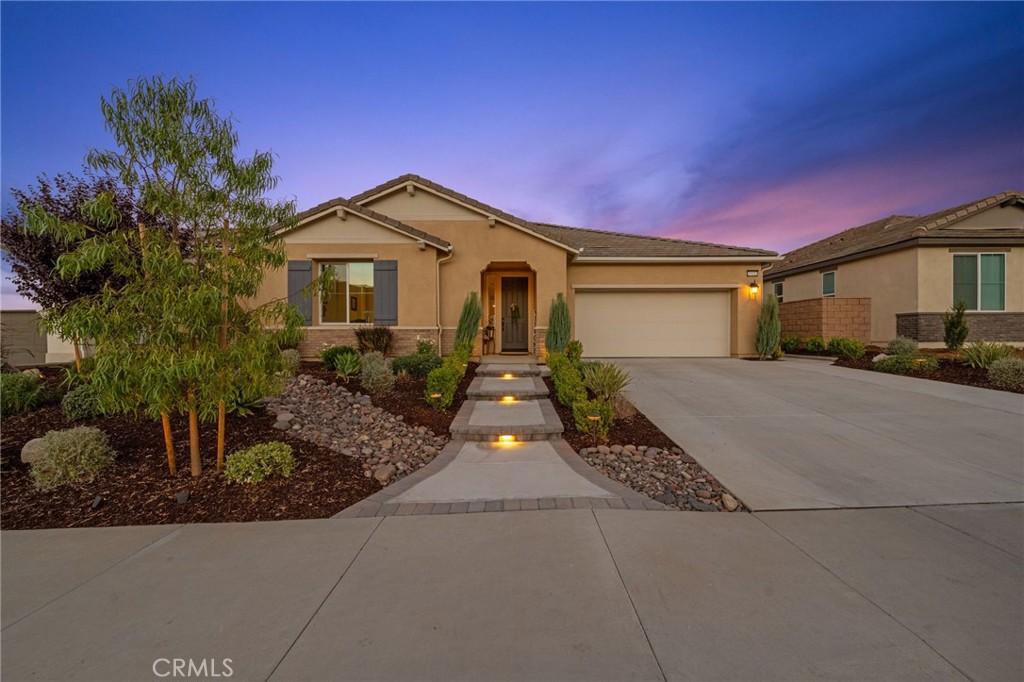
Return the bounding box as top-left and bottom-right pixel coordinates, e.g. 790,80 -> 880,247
575,291 -> 730,357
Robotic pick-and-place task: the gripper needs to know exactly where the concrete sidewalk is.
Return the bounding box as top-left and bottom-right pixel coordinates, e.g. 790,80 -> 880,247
3,504 -> 1021,681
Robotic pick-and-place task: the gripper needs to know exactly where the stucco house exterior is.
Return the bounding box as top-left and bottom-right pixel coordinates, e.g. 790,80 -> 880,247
764,191 -> 1024,347
254,174 -> 779,359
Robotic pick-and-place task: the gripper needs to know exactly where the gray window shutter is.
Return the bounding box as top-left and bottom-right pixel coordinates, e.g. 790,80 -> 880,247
374,260 -> 398,325
288,260 -> 313,325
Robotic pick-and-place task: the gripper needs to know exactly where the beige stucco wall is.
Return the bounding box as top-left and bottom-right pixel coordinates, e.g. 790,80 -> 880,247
917,246 -> 1023,313
566,263 -> 765,356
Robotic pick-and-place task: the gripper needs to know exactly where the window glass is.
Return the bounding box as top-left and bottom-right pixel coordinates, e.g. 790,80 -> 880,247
774,282 -> 784,302
952,254 -> 978,310
822,272 -> 835,297
320,262 -> 374,323
321,264 -> 349,323
980,254 -> 1005,311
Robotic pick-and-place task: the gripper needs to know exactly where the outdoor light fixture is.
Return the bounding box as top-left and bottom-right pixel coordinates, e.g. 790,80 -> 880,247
586,412 -> 601,423
502,373 -> 515,379
749,281 -> 760,298
498,434 -> 516,443
430,393 -> 442,399
500,396 -> 517,403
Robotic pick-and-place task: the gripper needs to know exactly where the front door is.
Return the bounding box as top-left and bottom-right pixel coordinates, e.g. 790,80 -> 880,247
501,277 -> 529,351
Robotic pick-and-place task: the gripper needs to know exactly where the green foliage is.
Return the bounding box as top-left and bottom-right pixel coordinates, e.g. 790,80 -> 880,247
755,293 -> 782,360
454,292 -> 483,353
780,336 -> 801,353
425,364 -> 462,410
943,300 -> 969,350
961,341 -> 1014,369
223,441 -> 295,484
415,338 -> 437,356
988,356 -> 1024,390
564,340 -> 584,364
61,384 -> 102,421
827,337 -> 866,360
334,353 -> 361,382
30,426 -> 115,490
281,349 -> 301,374
873,354 -> 939,375
546,293 -> 571,355
60,356 -> 96,391
552,358 -> 586,408
1,372 -> 46,415
885,336 -> 919,356
581,362 -> 631,402
354,325 -> 394,355
805,336 -> 827,352
321,345 -> 358,371
391,353 -> 442,378
360,351 -> 395,394
573,398 -> 614,439
772,346 -> 785,360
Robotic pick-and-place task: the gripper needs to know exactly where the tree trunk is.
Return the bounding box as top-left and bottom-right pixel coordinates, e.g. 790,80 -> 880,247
216,400 -> 226,471
161,411 -> 177,475
188,393 -> 201,477
217,218 -> 229,471
72,339 -> 82,373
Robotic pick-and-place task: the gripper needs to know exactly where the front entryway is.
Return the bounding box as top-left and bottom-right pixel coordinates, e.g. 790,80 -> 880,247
501,277 -> 529,352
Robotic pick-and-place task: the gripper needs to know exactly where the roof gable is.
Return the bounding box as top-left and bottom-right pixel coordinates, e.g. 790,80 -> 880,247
282,196 -> 451,251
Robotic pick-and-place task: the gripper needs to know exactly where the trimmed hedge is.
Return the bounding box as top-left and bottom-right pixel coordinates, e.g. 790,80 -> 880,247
392,352 -> 442,378
873,354 -> 938,375
224,442 -> 295,484
827,337 -> 866,360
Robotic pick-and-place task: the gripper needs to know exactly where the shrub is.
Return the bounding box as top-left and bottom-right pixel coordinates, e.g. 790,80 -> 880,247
415,337 -> 438,356
29,426 -> 115,490
581,362 -> 631,402
60,356 -> 96,391
321,345 -> 358,371
454,292 -> 483,353
425,364 -> 462,409
335,353 -> 361,382
988,357 -> 1024,390
564,340 -> 584,365
546,293 -> 571,355
885,336 -> 918,356
873,354 -> 938,375
360,351 -> 395,394
805,336 -> 826,352
355,325 -> 394,355
961,341 -> 1014,369
552,359 -> 586,408
573,398 -> 614,439
281,349 -> 301,374
61,384 -> 102,421
1,372 -> 46,415
755,293 -> 782,360
943,300 -> 969,351
392,352 -> 443,378
780,336 -> 801,353
223,441 -> 295,484
827,337 -> 866,360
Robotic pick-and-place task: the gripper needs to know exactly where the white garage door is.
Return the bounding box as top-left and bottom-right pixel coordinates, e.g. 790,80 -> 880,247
574,290 -> 731,357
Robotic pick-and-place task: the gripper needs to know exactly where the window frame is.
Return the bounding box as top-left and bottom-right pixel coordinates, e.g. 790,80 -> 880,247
318,261 -> 376,325
821,271 -> 836,298
952,252 -> 1006,312
773,281 -> 784,303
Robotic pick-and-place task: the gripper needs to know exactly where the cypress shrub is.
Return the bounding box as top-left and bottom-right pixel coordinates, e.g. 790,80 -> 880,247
755,293 -> 782,360
546,294 -> 571,355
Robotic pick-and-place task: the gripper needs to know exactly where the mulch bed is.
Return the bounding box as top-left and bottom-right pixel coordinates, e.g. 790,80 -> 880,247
833,355 -> 1023,394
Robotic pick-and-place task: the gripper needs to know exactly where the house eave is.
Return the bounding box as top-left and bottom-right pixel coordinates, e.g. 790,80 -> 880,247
278,204 -> 451,252
573,255 -> 782,264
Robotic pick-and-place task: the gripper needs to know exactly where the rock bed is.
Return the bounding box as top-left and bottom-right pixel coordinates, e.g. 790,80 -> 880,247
265,375 -> 448,486
578,444 -> 742,512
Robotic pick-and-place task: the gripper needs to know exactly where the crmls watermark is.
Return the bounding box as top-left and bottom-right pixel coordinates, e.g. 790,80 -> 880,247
152,658 -> 233,678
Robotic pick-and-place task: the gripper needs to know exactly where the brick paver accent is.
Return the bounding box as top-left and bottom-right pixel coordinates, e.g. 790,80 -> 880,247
779,298 -> 871,342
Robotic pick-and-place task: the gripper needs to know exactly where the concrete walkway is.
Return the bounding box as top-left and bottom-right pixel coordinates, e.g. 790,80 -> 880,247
3,504 -> 1021,681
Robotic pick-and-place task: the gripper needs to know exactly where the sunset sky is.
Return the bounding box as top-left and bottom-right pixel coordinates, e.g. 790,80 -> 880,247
2,1 -> 1022,308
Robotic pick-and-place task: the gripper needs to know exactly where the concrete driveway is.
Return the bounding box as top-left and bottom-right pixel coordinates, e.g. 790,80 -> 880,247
618,357 -> 1024,510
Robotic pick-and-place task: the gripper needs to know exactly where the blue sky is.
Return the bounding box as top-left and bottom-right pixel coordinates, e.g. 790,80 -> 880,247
2,2 -> 1022,308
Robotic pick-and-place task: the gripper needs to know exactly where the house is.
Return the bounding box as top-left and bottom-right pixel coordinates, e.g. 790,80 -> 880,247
763,191 -> 1024,347
254,174 -> 779,359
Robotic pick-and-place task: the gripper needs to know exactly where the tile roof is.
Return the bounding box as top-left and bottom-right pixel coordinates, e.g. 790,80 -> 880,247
766,190 -> 1024,279
286,196 -> 451,251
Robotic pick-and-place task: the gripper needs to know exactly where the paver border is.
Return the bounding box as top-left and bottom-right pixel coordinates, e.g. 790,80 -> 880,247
467,375 -> 549,400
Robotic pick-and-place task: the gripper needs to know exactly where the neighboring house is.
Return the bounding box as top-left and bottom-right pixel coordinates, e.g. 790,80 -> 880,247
254,174 -> 779,359
764,191 -> 1024,347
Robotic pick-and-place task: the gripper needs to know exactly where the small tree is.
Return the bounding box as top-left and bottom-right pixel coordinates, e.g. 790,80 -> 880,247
755,293 -> 782,360
454,292 -> 482,353
546,293 -> 570,355
943,300 -> 969,350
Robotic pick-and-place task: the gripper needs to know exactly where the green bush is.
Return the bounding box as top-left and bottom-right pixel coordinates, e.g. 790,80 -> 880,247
1,372 -> 46,415
780,336 -> 801,353
321,345 -> 358,371
415,337 -> 437,355
961,341 -> 1014,369
355,325 -> 394,355
425,364 -> 462,409
281,349 -> 301,374
805,336 -> 826,352
885,336 -> 918,356
873,354 -> 939,375
454,292 -> 482,353
392,352 -> 443,378
224,441 -> 295,484
552,359 -> 586,408
564,340 -> 584,364
360,351 -> 395,394
335,353 -> 361,381
827,337 -> 866,360
60,356 -> 96,391
943,300 -> 969,351
755,293 -> 782,360
581,362 -> 631,402
573,398 -> 614,438
546,293 -> 571,355
988,357 -> 1024,390
30,426 -> 115,490
61,384 -> 102,421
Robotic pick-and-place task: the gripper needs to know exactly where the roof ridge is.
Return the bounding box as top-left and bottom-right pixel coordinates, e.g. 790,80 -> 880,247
532,221 -> 775,255
286,194 -> 451,250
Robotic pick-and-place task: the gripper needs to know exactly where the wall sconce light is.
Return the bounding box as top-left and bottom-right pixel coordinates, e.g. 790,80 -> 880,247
749,281 -> 760,298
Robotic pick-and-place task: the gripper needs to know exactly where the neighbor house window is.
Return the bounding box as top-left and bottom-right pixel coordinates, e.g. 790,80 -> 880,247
773,282 -> 784,302
953,253 -> 1005,311
821,271 -> 835,297
320,262 -> 375,323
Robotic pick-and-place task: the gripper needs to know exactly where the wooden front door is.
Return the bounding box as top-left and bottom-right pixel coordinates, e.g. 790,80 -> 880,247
501,277 -> 529,351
